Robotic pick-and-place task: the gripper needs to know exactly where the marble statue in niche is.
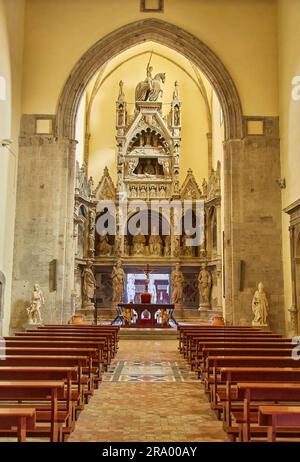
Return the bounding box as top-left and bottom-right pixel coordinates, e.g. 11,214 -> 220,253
149,232 -> 162,256
182,234 -> 195,257
112,260 -> 125,305
82,260 -> 97,307
26,284 -> 44,325
97,232 -> 112,256
252,282 -> 269,326
132,228 -> 146,255
164,235 -> 171,256
171,263 -> 184,304
198,265 -> 212,308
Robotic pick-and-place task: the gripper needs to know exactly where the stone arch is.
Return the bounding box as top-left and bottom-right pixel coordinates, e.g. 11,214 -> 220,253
55,18 -> 243,141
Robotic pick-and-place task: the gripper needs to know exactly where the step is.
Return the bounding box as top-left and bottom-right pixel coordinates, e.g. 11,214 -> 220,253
119,328 -> 179,340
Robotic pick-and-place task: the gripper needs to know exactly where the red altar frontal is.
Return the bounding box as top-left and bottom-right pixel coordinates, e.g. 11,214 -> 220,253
118,303 -> 175,328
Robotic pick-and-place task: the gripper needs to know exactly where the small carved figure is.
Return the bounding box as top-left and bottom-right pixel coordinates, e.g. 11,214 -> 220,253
132,228 -> 146,255
149,233 -> 162,256
118,80 -> 125,101
123,308 -> 132,325
98,233 -> 112,256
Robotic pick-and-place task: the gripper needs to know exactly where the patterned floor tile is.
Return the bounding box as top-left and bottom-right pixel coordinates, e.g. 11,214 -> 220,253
68,339 -> 229,442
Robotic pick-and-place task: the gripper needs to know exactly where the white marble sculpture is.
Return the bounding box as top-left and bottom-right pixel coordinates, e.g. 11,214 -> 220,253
171,263 -> 184,304
252,282 -> 269,326
112,260 -> 125,304
26,284 -> 44,325
82,260 -> 97,308
198,265 -> 212,308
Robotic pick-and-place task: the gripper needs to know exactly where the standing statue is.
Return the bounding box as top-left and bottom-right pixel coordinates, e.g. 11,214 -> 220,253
171,263 -> 184,304
88,209 -> 96,257
82,260 -> 97,307
97,232 -> 112,256
164,235 -> 171,256
198,265 -> 212,308
26,284 -> 44,325
173,81 -> 179,100
252,282 -> 269,326
132,228 -> 146,255
149,233 -> 162,256
112,260 -> 125,304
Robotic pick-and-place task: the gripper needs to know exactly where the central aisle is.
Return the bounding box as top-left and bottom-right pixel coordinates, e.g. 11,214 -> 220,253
68,339 -> 228,442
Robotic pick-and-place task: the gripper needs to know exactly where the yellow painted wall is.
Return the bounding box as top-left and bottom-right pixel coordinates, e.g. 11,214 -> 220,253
278,0 -> 300,333
0,0 -> 25,335
22,0 -> 278,116
86,42 -> 210,186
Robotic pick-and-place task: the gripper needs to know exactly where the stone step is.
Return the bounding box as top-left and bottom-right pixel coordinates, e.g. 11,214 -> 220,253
119,328 -> 179,340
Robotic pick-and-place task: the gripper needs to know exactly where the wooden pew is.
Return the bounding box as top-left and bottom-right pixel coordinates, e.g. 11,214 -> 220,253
192,341 -> 294,372
237,382 -> 300,442
0,348 -> 97,401
178,327 -> 269,354
38,325 -> 120,356
184,332 -> 283,360
0,380 -> 65,442
218,367 -> 300,432
12,333 -> 113,366
0,366 -> 77,433
0,408 -> 36,442
258,405 -> 300,442
186,335 -> 288,367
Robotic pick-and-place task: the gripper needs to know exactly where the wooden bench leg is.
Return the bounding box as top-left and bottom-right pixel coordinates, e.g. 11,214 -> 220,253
17,416 -> 27,443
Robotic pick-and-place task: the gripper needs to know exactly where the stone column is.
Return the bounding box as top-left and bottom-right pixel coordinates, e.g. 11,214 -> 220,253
223,121 -> 285,333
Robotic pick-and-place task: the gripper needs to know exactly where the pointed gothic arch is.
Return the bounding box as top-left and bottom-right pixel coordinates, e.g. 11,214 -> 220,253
55,18 -> 243,141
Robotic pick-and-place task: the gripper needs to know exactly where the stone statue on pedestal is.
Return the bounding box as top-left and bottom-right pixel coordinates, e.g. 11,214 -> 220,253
171,263 -> 184,304
82,260 -> 96,308
252,282 -> 269,326
112,260 -> 125,305
26,284 -> 44,325
198,265 -> 212,309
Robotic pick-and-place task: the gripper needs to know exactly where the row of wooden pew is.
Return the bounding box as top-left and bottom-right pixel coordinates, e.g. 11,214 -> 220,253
178,325 -> 300,442
0,324 -> 120,442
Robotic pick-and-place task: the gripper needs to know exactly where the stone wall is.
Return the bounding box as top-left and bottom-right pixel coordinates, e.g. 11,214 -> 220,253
223,117 -> 285,333
10,115 -> 76,330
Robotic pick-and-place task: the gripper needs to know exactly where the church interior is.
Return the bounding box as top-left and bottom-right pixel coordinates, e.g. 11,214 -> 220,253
0,0 -> 300,443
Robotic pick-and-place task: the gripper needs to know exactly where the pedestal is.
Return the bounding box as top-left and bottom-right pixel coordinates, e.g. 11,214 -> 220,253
252,321 -> 270,331
175,303 -> 183,317
22,321 -> 42,331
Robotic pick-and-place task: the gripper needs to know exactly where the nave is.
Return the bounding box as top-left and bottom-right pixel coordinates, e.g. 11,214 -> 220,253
68,338 -> 228,442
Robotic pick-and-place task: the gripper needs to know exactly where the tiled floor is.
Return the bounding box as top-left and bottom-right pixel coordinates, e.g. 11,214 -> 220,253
68,339 -> 229,442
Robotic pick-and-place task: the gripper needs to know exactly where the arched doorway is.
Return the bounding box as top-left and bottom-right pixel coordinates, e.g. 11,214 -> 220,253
53,19 -> 243,323
12,19 -> 284,329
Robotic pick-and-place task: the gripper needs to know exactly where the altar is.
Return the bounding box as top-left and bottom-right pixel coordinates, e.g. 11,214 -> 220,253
117,303 -> 175,328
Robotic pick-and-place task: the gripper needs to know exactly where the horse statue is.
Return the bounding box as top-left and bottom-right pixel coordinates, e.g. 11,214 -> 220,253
135,73 -> 166,103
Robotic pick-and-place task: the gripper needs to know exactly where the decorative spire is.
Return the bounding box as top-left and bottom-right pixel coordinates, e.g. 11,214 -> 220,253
118,80 -> 125,102
173,80 -> 180,101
